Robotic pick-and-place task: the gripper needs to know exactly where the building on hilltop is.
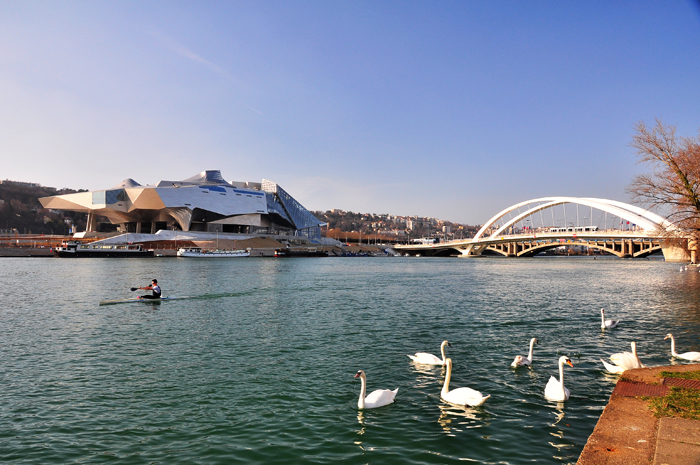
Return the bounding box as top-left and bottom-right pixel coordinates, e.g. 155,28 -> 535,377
39,170 -> 325,241
0,179 -> 42,187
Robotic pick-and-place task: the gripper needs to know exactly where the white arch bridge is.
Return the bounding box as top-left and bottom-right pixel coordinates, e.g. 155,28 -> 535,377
393,197 -> 692,261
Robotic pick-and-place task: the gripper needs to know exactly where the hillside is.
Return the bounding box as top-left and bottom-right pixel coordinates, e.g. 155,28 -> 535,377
0,182 -> 87,235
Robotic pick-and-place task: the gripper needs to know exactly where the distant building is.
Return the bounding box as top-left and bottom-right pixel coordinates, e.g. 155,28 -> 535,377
39,170 -> 325,241
0,179 -> 41,187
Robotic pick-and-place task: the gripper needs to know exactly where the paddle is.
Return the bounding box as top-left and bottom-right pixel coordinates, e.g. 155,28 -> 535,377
131,287 -> 139,291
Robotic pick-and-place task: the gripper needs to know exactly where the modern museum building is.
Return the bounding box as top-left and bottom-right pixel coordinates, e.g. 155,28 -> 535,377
39,170 -> 325,242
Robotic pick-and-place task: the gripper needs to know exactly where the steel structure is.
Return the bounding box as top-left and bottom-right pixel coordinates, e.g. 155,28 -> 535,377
39,170 -> 325,241
394,197 -> 687,260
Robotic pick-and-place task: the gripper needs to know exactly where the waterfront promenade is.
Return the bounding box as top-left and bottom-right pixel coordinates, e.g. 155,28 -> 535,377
578,364 -> 700,464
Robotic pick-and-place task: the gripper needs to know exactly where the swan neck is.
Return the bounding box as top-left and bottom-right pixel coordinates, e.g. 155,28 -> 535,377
670,337 -> 678,356
443,363 -> 452,395
559,360 -> 565,386
440,344 -> 446,363
528,339 -> 535,359
358,375 -> 366,408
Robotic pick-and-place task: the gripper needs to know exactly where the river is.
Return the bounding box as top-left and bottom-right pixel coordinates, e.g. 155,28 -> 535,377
2,256 -> 699,464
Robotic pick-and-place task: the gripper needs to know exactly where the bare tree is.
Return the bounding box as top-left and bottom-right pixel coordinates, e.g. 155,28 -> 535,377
627,119 -> 700,239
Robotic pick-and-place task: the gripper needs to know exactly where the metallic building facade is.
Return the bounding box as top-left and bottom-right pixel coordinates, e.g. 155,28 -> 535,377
39,170 -> 324,241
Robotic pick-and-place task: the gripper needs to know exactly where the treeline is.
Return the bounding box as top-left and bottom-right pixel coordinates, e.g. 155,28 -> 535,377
0,183 -> 87,235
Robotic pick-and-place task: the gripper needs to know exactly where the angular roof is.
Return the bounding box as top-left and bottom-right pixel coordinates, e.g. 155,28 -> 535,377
181,170 -> 229,185
111,178 -> 142,189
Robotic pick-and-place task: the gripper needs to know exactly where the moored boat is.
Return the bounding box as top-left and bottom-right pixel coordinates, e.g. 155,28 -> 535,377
177,247 -> 250,258
53,241 -> 154,258
274,248 -> 328,257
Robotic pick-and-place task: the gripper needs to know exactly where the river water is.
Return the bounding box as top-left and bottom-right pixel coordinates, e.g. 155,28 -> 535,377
2,256 -> 699,464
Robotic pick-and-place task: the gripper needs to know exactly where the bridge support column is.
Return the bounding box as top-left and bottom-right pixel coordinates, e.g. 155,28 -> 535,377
459,245 -> 476,257
690,240 -> 697,264
86,212 -> 98,232
621,240 -> 632,258
661,239 -> 691,262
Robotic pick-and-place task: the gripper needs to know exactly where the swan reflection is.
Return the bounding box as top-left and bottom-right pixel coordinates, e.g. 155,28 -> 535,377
549,403 -> 565,426
356,411 -> 367,437
547,404 -> 574,457
437,404 -> 481,435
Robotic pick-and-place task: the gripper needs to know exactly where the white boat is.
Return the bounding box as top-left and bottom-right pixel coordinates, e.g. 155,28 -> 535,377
177,247 -> 250,258
54,241 -> 154,258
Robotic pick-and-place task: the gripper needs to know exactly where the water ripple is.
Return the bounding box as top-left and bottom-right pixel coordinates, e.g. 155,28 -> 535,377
1,257 -> 699,464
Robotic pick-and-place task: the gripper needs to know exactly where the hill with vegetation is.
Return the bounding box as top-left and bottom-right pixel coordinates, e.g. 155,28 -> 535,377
0,182 -> 87,235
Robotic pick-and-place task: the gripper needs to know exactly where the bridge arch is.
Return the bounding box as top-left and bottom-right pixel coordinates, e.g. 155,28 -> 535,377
392,197 -> 690,261
473,197 -> 673,241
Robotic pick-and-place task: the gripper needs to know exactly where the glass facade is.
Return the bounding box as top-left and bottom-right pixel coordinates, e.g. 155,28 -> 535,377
265,193 -> 293,225
92,189 -> 126,205
261,180 -> 323,242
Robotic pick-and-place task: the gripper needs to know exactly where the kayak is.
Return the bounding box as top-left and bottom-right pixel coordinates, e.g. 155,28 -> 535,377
99,296 -> 190,306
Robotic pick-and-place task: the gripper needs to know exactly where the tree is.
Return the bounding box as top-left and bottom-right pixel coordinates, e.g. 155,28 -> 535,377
626,119 -> 700,239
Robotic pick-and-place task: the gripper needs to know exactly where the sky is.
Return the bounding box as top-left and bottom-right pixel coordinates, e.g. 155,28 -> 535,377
1,1 -> 699,225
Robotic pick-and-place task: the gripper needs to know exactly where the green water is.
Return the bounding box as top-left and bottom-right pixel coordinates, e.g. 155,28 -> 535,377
2,256 -> 699,464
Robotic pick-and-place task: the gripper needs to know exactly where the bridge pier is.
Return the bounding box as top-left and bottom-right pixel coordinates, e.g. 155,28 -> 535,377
661,240 -> 692,262
690,240 -> 697,264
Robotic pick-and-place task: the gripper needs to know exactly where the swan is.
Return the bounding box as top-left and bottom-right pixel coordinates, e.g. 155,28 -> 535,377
664,333 -> 700,361
408,340 -> 452,365
441,358 -> 490,407
354,370 -> 398,409
600,309 -> 619,329
544,356 -> 574,401
600,341 -> 644,373
511,338 -> 538,367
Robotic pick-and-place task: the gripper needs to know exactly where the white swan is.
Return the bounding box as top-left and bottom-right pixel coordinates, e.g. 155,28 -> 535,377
544,356 -> 574,401
441,358 -> 490,407
600,309 -> 619,329
600,341 -> 644,373
354,370 -> 398,409
665,333 -> 700,361
511,338 -> 538,367
408,340 -> 452,365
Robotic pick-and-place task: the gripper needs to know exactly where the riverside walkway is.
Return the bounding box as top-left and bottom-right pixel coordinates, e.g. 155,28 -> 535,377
577,364 -> 700,464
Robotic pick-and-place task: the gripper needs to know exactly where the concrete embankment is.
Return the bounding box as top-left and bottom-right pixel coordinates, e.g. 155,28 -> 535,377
0,248 -> 53,257
577,364 -> 700,465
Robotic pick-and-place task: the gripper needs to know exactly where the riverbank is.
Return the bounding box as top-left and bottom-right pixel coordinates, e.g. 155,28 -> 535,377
577,364 -> 700,464
0,247 -> 53,257
0,243 -> 390,258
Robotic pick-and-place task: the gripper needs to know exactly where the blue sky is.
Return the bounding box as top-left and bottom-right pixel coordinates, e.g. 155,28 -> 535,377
1,1 -> 699,224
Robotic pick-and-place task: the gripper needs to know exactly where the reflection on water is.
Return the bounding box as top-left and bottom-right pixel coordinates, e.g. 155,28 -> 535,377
549,405 -> 566,427
356,410 -> 366,434
437,404 -> 483,436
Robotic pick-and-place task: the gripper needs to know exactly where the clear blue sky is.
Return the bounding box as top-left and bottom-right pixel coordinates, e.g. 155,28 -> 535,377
1,1 -> 699,224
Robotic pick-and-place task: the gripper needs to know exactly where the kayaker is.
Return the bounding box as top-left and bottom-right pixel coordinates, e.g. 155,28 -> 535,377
138,279 -> 162,299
